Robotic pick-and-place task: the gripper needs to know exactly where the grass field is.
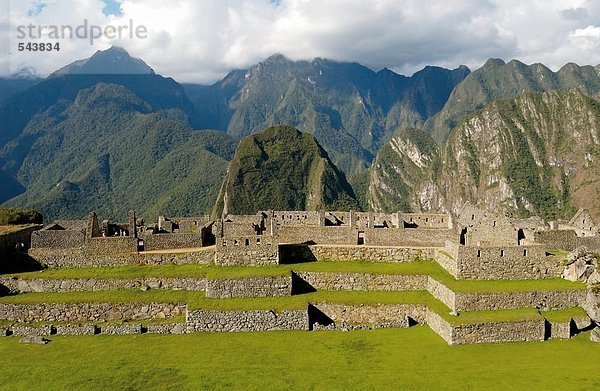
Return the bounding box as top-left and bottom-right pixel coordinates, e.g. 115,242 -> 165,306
0,327 -> 598,390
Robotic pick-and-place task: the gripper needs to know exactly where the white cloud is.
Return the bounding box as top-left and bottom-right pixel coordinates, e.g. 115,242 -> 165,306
3,0 -> 600,83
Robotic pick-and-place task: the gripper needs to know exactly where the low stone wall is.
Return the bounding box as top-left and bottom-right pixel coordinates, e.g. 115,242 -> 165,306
205,276 -> 292,298
451,319 -> 545,345
55,324 -> 96,336
141,233 -> 203,251
11,324 -> 52,337
0,302 -> 186,323
141,251 -> 214,266
303,245 -> 436,263
215,236 -> 278,266
28,248 -> 213,269
185,309 -> 309,332
295,272 -> 426,291
312,303 -> 427,326
0,277 -> 207,293
101,323 -> 142,335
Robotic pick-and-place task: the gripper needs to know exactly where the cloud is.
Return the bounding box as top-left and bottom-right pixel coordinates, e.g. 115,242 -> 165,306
3,0 -> 600,83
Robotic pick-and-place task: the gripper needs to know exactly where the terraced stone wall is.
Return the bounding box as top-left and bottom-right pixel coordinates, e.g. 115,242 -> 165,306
300,245 -> 436,263
451,319 -> 545,345
312,303 -> 427,326
0,302 -> 186,323
0,277 -> 207,293
29,248 -> 213,268
295,272 -> 426,291
205,276 -> 292,298
185,309 -> 308,332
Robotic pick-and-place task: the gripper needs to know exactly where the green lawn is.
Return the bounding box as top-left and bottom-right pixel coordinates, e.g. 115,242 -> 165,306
0,327 -> 598,390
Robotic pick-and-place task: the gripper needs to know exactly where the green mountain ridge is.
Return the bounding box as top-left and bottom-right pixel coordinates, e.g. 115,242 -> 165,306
425,58 -> 600,142
212,125 -> 359,217
2,83 -> 236,221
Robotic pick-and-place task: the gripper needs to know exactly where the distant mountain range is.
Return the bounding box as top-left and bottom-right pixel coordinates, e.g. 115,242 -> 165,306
2,47 -> 600,221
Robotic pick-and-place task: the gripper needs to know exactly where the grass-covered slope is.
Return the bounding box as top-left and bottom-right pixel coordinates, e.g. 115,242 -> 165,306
213,125 -> 359,216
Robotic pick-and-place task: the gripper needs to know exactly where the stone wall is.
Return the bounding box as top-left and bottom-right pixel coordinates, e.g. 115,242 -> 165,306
312,303 -> 427,326
0,302 -> 186,323
30,229 -> 84,249
425,309 -> 453,344
0,277 -> 207,293
426,276 -> 585,312
451,319 -> 545,345
535,230 -> 600,252
454,290 -> 586,312
295,272 -> 426,291
454,245 -> 563,280
302,245 -> 436,263
215,236 -> 278,266
425,309 -> 545,345
398,213 -> 451,229
83,237 -> 137,255
277,226 -> 356,245
426,277 -> 456,310
185,309 -> 308,332
28,248 -> 213,269
205,276 -> 292,298
363,228 -> 455,247
141,233 -> 203,251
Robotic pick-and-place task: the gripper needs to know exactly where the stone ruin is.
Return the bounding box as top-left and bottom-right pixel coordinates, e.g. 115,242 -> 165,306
0,204 -> 599,345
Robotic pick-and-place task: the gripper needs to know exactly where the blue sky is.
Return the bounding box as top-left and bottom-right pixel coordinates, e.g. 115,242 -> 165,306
102,0 -> 122,17
4,0 -> 600,83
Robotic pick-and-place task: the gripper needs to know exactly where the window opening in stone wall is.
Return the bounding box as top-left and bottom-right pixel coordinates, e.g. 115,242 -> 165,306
493,221 -> 496,227
523,249 -> 527,256
234,240 -> 238,245
477,249 -> 481,257
245,239 -> 249,246
500,249 -> 505,257
257,238 -> 261,244
472,214 -> 475,220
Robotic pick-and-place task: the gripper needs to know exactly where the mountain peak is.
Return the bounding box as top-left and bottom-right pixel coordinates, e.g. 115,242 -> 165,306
482,58 -> 506,68
51,46 -> 155,76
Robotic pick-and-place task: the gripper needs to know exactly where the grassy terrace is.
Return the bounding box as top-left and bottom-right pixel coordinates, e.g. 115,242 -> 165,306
0,289 -> 586,326
4,260 -> 585,292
